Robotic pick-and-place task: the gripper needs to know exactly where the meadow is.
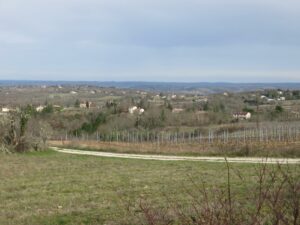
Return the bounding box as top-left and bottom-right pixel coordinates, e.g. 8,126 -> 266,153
1,150 -> 299,225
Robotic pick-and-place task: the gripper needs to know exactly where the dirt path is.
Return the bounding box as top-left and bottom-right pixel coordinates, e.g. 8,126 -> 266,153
50,147 -> 300,164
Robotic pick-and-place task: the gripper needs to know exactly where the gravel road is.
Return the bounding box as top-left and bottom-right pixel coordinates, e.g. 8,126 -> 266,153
50,147 -> 300,164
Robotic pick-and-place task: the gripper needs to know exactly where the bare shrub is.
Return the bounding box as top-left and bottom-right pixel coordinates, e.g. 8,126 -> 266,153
129,162 -> 300,225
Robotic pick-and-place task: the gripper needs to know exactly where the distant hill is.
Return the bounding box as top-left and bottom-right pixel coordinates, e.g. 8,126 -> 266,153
1,80 -> 300,94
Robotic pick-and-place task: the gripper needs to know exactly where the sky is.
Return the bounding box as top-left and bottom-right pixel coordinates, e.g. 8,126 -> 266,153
0,0 -> 300,82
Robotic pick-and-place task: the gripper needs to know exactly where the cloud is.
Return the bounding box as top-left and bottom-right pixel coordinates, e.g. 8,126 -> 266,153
0,0 -> 299,81
1,0 -> 300,47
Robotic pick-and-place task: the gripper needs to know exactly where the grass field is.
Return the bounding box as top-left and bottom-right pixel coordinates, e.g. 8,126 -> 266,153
0,150 -> 299,225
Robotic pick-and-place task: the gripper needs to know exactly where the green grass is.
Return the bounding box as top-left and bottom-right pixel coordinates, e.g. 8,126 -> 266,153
0,150 -> 299,224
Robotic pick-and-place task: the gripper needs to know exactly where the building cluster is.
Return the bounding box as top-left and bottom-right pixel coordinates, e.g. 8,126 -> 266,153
232,112 -> 252,120
1,107 -> 10,113
79,101 -> 95,109
260,90 -> 286,102
128,106 -> 145,115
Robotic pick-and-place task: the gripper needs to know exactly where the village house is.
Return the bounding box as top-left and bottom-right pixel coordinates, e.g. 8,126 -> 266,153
172,108 -> 184,113
196,97 -> 208,103
128,106 -> 144,114
233,112 -> 252,120
128,106 -> 138,114
277,97 -> 286,101
53,105 -> 62,110
80,101 -> 92,109
153,95 -> 161,101
1,107 -> 10,113
267,98 -> 275,103
139,108 -> 145,115
80,103 -> 87,108
36,105 -> 45,112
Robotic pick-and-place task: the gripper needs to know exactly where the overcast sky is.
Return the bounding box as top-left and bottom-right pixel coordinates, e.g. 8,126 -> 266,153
0,0 -> 300,82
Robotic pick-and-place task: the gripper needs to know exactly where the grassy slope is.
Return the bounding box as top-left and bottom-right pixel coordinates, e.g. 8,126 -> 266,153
0,150 -> 299,225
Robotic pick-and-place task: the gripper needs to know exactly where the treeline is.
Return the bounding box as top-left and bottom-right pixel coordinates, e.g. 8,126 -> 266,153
73,112 -> 107,135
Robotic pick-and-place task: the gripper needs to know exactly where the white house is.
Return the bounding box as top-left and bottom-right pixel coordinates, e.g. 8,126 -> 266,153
80,102 -> 92,109
267,98 -> 275,103
153,95 -> 161,101
1,107 -> 10,113
233,112 -> 251,120
80,103 -> 87,108
172,108 -> 184,113
128,106 -> 138,114
36,106 -> 45,112
196,97 -> 208,103
277,97 -> 286,101
139,108 -> 145,115
128,106 -> 145,114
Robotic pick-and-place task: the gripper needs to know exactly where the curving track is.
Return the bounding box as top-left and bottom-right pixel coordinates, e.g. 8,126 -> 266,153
50,147 -> 300,164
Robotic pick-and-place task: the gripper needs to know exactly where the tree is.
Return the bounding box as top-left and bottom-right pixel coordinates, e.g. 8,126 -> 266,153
5,108 -> 33,152
203,102 -> 209,111
275,105 -> 284,113
74,99 -> 80,108
160,109 -> 166,122
26,120 -> 53,150
42,104 -> 54,114
166,102 -> 173,110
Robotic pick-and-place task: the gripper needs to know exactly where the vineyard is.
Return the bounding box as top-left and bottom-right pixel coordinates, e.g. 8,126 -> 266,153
55,125 -> 300,145
50,123 -> 300,157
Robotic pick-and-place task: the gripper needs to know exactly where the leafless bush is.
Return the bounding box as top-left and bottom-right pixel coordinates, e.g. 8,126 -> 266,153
128,162 -> 300,225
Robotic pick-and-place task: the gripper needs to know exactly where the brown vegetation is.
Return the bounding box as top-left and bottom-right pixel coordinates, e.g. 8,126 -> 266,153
128,162 -> 300,225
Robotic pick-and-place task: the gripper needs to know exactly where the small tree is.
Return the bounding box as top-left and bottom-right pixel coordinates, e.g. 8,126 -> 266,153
74,99 -> 80,108
42,104 -> 54,114
275,105 -> 284,113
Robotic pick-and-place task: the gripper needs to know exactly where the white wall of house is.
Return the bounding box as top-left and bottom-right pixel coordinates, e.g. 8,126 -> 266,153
233,112 -> 251,120
1,107 -> 10,113
80,103 -> 87,108
36,106 -> 45,112
128,106 -> 138,114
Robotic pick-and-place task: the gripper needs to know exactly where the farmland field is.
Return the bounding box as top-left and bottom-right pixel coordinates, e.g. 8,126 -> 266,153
1,150 -> 299,225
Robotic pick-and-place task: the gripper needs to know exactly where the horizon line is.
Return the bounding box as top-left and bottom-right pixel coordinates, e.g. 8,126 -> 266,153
1,80 -> 300,84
